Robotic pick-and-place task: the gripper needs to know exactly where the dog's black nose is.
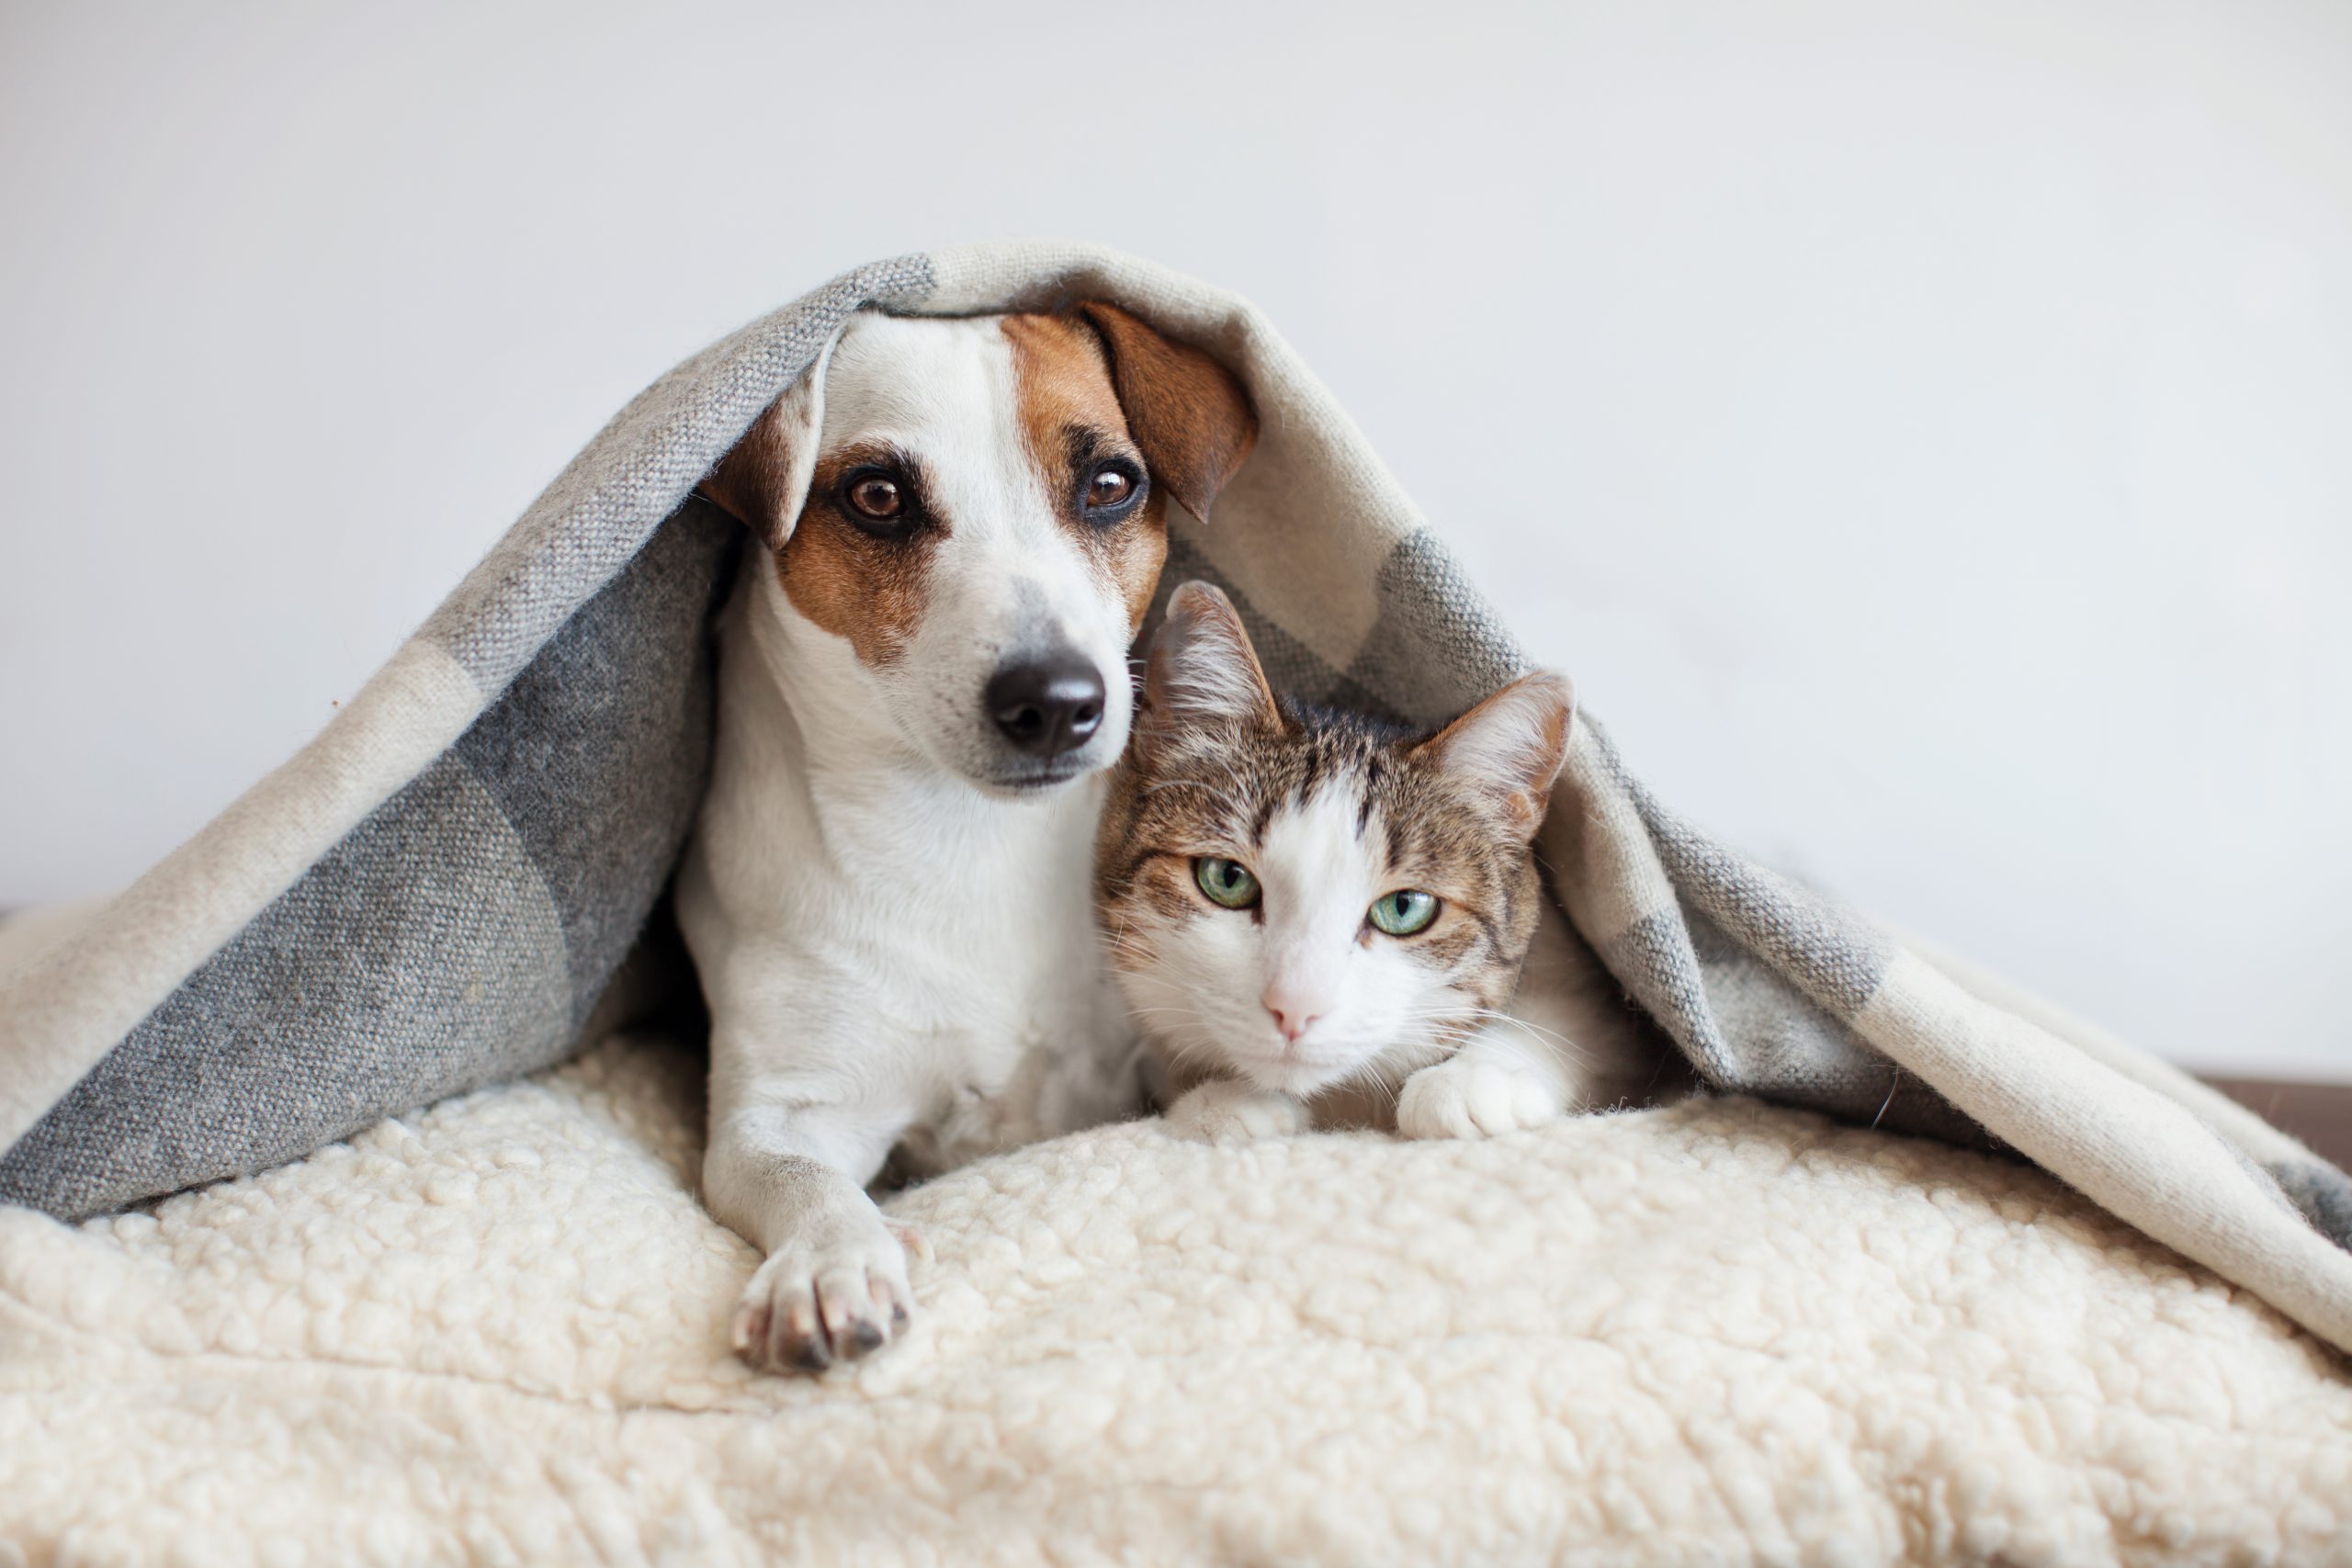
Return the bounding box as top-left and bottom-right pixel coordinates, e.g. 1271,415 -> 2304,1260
988,651 -> 1106,758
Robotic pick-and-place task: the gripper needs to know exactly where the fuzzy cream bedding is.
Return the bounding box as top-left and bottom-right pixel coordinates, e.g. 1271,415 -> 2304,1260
3,1028 -> 2345,1567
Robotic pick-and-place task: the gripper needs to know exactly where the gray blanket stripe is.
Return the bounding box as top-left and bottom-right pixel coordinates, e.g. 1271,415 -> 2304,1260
0,508 -> 733,1217
429,254 -> 935,693
1604,745 -> 1895,1018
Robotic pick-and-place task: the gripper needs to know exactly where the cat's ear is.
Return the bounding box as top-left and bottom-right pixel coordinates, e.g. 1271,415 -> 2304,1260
1412,671 -> 1576,838
1139,581 -> 1282,745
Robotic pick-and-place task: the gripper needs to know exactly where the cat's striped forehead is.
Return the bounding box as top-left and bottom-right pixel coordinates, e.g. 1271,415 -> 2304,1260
1102,698 -> 1534,918
1140,715 -> 1400,854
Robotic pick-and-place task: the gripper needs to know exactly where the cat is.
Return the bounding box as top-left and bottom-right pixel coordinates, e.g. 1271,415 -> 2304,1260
1094,581 -> 1665,1144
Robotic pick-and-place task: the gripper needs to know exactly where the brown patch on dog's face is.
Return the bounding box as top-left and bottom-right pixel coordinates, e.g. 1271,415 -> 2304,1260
700,400 -> 792,550
1001,312 -> 1168,635
774,440 -> 943,668
1074,302 -> 1257,525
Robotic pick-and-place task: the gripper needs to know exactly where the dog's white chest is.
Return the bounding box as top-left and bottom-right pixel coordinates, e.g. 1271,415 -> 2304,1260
863,804 -> 1139,1168
679,635 -> 1141,1186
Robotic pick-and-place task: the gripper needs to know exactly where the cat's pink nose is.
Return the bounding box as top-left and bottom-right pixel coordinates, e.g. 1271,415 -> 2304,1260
1261,987 -> 1323,1044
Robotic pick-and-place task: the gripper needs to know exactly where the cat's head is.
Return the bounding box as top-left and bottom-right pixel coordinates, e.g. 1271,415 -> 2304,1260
1096,581 -> 1575,1100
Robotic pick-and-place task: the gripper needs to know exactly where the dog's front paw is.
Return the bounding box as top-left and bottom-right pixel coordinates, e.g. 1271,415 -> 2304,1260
1168,1078 -> 1310,1144
1396,1056 -> 1561,1140
732,1213 -> 916,1374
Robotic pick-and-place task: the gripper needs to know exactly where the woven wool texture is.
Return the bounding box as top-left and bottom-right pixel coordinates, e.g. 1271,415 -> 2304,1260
0,241 -> 2347,1362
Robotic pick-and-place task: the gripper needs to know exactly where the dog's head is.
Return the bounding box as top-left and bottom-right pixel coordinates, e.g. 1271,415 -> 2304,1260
700,303 -> 1257,795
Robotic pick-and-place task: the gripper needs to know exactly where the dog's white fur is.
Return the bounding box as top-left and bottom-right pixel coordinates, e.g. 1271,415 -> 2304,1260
676,310 -> 1240,1371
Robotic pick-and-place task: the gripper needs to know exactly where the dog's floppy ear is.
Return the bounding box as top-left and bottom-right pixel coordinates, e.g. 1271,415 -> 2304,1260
1077,302 -> 1258,524
1409,671 -> 1577,840
696,330 -> 841,551
1139,581 -> 1282,751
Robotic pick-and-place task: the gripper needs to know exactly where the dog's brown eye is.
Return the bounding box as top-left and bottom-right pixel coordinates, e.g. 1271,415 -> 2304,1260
1084,463 -> 1142,518
848,476 -> 902,520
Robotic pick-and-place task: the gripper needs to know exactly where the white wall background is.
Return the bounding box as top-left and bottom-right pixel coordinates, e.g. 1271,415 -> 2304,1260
3,1 -> 2346,1079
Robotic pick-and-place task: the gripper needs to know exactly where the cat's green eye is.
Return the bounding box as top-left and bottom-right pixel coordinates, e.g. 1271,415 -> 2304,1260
1193,856 -> 1261,909
1368,889 -> 1440,937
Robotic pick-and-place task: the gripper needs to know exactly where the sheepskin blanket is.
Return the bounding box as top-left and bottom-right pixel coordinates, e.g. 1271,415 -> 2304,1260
5,1030 -> 2346,1565
1,241 -> 2347,1362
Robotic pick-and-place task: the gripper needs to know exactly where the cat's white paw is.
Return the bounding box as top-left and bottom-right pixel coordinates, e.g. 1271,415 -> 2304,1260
1396,1056 -> 1562,1140
1168,1078 -> 1310,1144
731,1212 -> 916,1374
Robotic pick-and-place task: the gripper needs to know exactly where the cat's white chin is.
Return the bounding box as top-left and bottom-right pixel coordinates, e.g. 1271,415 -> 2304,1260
1233,1052 -> 1367,1100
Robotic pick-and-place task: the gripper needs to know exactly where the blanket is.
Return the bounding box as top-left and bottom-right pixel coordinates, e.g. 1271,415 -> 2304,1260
4,1031 -> 2346,1563
1,241 -> 2348,1365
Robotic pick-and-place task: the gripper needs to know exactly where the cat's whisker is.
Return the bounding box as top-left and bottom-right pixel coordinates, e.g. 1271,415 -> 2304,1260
1385,1001 -> 1569,1044
1376,1004 -> 1594,1066
1099,931 -> 1166,964
1336,1058 -> 1404,1120
1155,1034 -> 1233,1082
1453,1006 -> 1573,1041
1454,1009 -> 1594,1065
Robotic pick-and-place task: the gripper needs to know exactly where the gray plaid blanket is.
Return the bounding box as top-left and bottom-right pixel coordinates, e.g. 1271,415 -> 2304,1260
5,243 -> 2347,1356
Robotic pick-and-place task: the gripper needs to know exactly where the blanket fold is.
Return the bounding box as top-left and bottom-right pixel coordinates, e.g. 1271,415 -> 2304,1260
4,240 -> 2347,1359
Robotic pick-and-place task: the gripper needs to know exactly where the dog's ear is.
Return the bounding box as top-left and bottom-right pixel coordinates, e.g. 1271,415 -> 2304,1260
1077,302 -> 1258,524
696,330 -> 841,551
1409,671 -> 1577,840
1139,581 -> 1282,750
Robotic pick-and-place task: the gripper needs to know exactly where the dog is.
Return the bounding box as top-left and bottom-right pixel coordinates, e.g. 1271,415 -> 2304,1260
677,301 -> 1257,1372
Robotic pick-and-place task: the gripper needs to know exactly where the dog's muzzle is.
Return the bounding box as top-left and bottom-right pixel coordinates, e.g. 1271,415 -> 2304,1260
986,649 -> 1106,762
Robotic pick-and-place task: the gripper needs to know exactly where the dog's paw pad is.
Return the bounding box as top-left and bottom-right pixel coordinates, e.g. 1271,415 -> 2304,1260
733,1222 -> 915,1375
